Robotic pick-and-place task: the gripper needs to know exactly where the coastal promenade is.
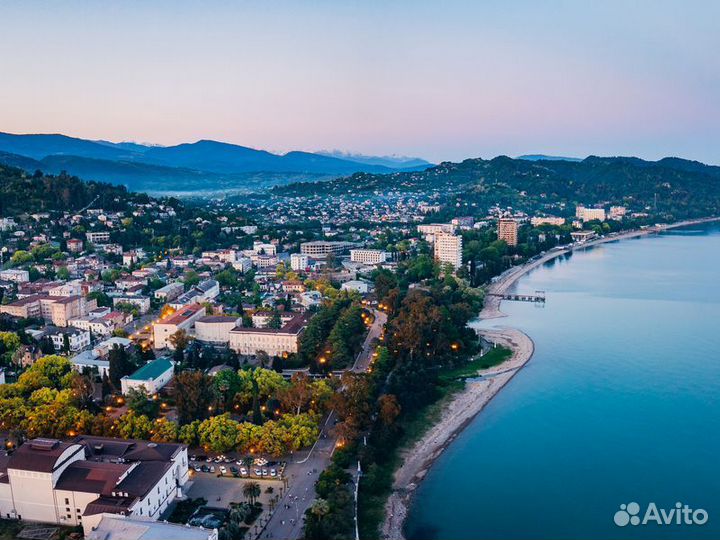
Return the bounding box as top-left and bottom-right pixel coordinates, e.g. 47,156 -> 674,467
381,216 -> 720,540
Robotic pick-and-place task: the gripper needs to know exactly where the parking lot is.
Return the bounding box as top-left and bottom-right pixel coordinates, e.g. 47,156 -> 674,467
186,474 -> 284,509
189,455 -> 286,480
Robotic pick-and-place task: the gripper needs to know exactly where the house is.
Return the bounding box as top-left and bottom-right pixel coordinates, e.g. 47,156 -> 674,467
112,296 -> 151,314
0,436 -> 188,533
67,238 -> 84,253
44,327 -> 91,352
228,313 -> 308,357
120,358 -> 174,395
169,280 -> 219,310
153,304 -> 206,349
194,315 -> 240,345
298,291 -> 323,309
153,282 -> 183,302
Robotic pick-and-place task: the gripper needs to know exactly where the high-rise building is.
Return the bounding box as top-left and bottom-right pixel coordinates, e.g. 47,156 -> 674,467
433,233 -> 463,270
350,249 -> 388,265
498,218 -> 519,246
290,253 -> 309,271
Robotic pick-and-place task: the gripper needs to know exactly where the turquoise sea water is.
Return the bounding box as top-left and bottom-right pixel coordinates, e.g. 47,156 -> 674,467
405,223 -> 720,540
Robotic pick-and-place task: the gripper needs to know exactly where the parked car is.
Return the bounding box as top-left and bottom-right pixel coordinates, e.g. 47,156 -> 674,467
270,469 -> 277,478
240,467 -> 248,476
254,468 -> 262,476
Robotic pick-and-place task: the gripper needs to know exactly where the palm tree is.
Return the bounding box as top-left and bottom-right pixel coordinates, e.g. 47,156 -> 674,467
311,498 -> 330,520
242,456 -> 254,469
243,481 -> 261,505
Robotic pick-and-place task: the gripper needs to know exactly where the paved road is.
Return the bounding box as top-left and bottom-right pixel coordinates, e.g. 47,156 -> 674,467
259,308 -> 386,539
258,414 -> 337,540
352,308 -> 387,373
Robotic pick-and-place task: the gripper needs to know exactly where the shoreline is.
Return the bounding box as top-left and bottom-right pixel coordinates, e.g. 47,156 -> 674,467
380,216 -> 720,540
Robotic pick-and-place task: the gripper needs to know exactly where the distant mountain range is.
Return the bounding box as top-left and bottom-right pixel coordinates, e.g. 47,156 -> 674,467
517,154 -> 583,162
0,132 -> 433,194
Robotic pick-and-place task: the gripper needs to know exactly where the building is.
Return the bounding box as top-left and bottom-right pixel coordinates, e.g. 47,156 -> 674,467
44,327 -> 91,352
86,514 -> 218,540
66,238 -> 84,253
113,296 -> 151,315
350,249 -> 388,265
417,223 -> 455,242
0,436 -> 188,533
169,280 -> 219,310
290,253 -> 309,272
451,216 -> 475,229
194,315 -> 240,345
300,241 -> 354,259
121,358 -> 174,395
576,206 -> 606,222
570,230 -> 598,243
229,313 -> 308,357
0,269 -> 30,283
609,206 -> 627,220
0,295 -> 43,319
298,291 -> 323,309
531,216 -> 566,227
153,282 -> 183,302
497,218 -> 519,247
253,241 -> 277,256
232,257 -> 252,273
86,231 -> 111,244
340,280 -> 373,294
154,304 -> 206,349
122,250 -> 145,267
433,233 -> 463,270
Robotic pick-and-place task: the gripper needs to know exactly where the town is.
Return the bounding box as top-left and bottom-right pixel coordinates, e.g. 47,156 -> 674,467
0,163 -> 651,540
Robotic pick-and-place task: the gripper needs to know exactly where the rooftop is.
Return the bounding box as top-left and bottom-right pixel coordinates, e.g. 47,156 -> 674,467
126,358 -> 173,381
158,304 -> 204,326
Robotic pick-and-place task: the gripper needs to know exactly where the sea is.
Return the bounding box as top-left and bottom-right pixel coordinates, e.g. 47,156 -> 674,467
405,222 -> 720,539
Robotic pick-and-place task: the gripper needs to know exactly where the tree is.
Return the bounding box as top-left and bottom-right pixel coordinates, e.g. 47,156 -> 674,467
175,371 -> 216,424
310,498 -> 330,520
10,250 -> 33,266
278,372 -> 313,415
267,310 -> 282,330
242,481 -> 261,505
126,387 -> 159,418
109,344 -> 134,388
378,394 -> 401,426
169,329 -> 192,353
198,414 -> 239,453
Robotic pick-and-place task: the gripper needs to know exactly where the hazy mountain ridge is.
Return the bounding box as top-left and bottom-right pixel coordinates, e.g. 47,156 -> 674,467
0,132 -> 433,192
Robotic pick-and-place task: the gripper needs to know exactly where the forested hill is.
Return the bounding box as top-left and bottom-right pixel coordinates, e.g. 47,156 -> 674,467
0,163 -> 151,216
273,155 -> 720,218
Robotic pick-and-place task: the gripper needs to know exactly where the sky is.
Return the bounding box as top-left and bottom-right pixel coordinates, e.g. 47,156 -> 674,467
1,0 -> 719,163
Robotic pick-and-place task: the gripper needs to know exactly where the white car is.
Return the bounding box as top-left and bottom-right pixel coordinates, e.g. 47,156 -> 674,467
240,467 -> 248,476
254,468 -> 262,476
219,466 -> 227,475
270,469 -> 277,478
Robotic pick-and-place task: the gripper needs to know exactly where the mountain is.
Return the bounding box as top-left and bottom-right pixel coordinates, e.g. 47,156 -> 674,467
274,155 -> 720,220
0,133 -> 412,191
517,154 -> 582,162
317,150 -> 432,170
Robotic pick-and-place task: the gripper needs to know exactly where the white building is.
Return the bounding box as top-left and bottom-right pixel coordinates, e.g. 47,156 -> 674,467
153,282 -> 184,302
86,231 -> 111,244
194,315 -> 240,345
87,514 -> 217,540
45,327 -> 91,352
290,253 -> 309,272
0,269 -> 30,283
0,436 -> 188,532
609,206 -> 627,220
300,241 -> 354,259
417,223 -> 455,242
576,206 -> 606,222
341,280 -> 373,294
433,233 -> 463,270
153,304 -> 206,349
232,257 -> 253,273
229,313 -> 308,357
531,216 -> 566,227
350,249 -> 388,265
253,241 -> 277,256
120,358 -> 174,395
113,296 -> 151,314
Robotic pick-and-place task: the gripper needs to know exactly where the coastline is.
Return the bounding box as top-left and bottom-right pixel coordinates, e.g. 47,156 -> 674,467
380,216 -> 720,540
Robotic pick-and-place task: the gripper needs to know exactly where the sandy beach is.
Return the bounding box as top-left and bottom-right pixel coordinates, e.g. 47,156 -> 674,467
380,216 -> 720,540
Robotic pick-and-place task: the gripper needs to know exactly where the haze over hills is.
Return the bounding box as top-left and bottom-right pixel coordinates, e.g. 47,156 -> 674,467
0,132 -> 433,194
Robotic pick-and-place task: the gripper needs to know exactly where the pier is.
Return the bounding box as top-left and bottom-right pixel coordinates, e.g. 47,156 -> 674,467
487,290 -> 546,303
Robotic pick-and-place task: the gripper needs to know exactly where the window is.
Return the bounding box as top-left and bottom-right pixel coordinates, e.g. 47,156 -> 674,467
65,498 -> 69,505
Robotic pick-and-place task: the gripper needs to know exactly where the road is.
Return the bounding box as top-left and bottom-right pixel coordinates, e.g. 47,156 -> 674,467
352,308 -> 387,373
258,308 -> 386,539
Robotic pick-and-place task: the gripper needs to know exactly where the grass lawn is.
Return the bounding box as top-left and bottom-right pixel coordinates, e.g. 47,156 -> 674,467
439,345 -> 512,382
